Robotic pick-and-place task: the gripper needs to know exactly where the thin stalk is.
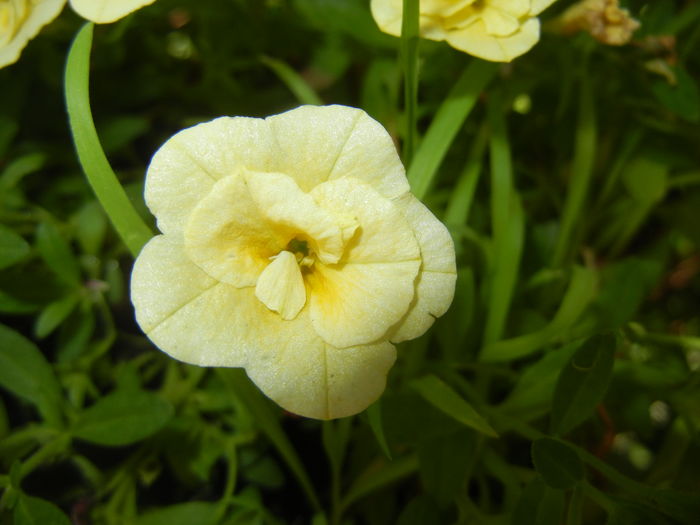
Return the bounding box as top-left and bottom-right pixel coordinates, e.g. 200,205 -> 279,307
65,23 -> 153,257
400,0 -> 420,165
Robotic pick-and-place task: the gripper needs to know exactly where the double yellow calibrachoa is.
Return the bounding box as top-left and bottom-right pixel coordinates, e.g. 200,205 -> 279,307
131,105 -> 457,420
371,0 -> 558,62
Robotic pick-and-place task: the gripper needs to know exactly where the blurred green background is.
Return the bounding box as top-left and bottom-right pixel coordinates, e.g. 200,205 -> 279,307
1,0 -> 699,523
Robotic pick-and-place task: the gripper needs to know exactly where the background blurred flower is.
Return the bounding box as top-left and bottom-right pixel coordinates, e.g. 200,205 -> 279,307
550,0 -> 639,46
371,0 -> 558,62
69,0 -> 157,24
131,105 -> 456,420
0,0 -> 65,68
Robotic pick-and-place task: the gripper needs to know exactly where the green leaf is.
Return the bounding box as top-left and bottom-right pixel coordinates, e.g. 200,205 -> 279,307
511,477 -> 565,525
34,294 -> 80,339
365,400 -> 392,459
260,55 -> 322,106
651,67 -> 700,122
73,201 -> 108,256
550,333 -> 616,436
482,265 -> 597,362
500,342 -> 579,421
35,222 -> 81,287
411,375 -> 498,438
552,71 -> 597,267
531,438 -> 584,490
341,455 -> 418,511
0,323 -> 63,426
0,224 -> 30,270
13,494 -> 71,525
407,60 -> 498,199
65,23 -> 153,258
72,387 -> 173,446
417,429 -> 476,507
605,500 -> 674,525
622,158 -> 669,204
134,502 -> 219,525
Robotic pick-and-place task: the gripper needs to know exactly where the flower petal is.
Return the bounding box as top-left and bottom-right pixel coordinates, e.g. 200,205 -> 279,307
0,0 -> 65,69
255,251 -> 306,320
311,177 -> 419,264
267,105 -> 410,199
307,177 -> 420,347
370,0 -> 402,36
69,0 -> 155,24
388,194 -> 457,342
183,171 -> 283,287
245,334 -> 396,420
482,8 -> 520,36
446,17 -> 540,62
145,117 -> 275,236
308,262 -> 419,348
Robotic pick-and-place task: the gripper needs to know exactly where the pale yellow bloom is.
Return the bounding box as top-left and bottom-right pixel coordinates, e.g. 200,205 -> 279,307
69,0 -> 156,24
131,105 -> 456,419
0,0 -> 65,68
371,0 -> 558,62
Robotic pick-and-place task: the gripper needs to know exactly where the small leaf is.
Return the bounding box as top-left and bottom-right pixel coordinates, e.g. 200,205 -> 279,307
36,222 -> 81,287
651,67 -> 700,122
365,400 -> 392,459
14,494 -> 71,525
73,201 -> 107,255
531,438 -> 584,490
411,375 -> 498,438
0,323 -> 63,426
134,502 -> 219,525
72,387 -> 173,446
622,158 -> 668,204
0,224 -> 30,270
34,294 -> 80,339
550,333 -> 616,435
511,477 -> 565,525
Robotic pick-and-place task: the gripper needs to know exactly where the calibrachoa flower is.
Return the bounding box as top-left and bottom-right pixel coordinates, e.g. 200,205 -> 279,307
1,0 -> 158,68
131,105 -> 457,419
0,0 -> 65,68
371,0 -> 558,62
69,0 -> 156,24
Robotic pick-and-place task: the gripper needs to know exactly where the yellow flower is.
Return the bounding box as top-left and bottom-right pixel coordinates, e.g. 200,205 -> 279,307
69,0 -> 156,24
0,0 -> 65,68
371,0 -> 558,62
131,105 -> 456,420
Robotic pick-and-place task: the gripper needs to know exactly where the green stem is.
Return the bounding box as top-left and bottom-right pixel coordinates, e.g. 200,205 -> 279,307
400,0 -> 420,166
65,23 -> 153,258
407,60 -> 497,199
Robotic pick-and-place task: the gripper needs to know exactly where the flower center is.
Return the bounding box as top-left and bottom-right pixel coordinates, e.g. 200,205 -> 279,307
286,238 -> 315,268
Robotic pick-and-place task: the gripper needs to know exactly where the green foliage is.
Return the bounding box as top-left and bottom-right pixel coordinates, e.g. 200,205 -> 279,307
1,0 -> 699,523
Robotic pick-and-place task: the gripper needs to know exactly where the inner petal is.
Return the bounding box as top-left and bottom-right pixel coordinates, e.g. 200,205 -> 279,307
255,251 -> 306,320
481,7 -> 521,36
184,169 -> 350,288
244,171 -> 349,264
